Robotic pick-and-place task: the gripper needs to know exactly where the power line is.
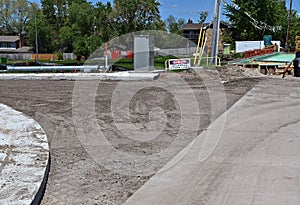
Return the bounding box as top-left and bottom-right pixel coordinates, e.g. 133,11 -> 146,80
221,0 -> 283,33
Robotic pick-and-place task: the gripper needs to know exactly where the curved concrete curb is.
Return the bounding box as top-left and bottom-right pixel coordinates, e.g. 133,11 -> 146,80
0,103 -> 50,205
0,72 -> 160,81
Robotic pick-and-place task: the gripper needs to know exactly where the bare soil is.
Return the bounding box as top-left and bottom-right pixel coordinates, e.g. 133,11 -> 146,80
0,69 -> 261,205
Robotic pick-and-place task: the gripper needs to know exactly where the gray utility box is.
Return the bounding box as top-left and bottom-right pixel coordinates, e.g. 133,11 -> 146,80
134,35 -> 154,72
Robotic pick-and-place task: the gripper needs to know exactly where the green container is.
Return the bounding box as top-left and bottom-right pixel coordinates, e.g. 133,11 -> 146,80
223,44 -> 231,55
0,57 -> 7,64
263,35 -> 272,46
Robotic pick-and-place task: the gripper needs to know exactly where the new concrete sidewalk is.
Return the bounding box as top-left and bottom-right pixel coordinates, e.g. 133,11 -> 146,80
124,78 -> 300,205
0,104 -> 50,205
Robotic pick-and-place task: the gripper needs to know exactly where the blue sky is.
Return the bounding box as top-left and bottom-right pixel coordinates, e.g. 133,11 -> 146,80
34,0 -> 299,23
98,0 -> 222,22
91,0 -> 300,22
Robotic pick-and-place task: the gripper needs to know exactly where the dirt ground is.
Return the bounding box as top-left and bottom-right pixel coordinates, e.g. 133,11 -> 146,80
0,68 -> 261,205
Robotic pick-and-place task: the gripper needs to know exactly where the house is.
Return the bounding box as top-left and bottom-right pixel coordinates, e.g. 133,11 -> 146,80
0,35 -> 31,53
182,21 -> 232,53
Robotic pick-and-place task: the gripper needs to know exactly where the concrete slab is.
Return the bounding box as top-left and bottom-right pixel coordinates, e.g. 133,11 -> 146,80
123,78 -> 300,205
0,104 -> 50,205
0,72 -> 160,81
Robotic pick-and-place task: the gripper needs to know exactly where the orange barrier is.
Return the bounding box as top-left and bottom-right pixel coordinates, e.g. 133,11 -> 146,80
32,54 -> 59,61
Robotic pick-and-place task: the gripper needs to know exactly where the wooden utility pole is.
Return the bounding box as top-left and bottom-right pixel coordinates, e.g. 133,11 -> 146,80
210,0 -> 221,65
285,0 -> 293,51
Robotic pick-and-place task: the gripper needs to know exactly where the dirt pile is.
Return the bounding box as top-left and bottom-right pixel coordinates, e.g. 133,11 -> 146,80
216,65 -> 263,81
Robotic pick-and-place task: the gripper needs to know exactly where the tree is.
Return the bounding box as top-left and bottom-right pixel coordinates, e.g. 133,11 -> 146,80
0,0 -> 30,35
198,10 -> 208,23
113,0 -> 164,34
25,7 -> 55,53
0,0 -> 13,34
10,0 -> 30,35
94,2 -> 115,42
73,34 -> 101,57
165,15 -> 177,32
41,0 -> 69,30
187,18 -> 193,24
165,15 -> 185,35
224,0 -> 300,45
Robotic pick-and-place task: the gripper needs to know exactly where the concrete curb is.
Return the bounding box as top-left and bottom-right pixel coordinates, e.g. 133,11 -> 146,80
0,103 -> 50,205
0,72 -> 160,81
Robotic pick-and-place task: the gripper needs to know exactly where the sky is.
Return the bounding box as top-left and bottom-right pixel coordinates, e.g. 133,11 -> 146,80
99,0 -> 222,22
33,0 -> 300,23
94,0 -> 300,23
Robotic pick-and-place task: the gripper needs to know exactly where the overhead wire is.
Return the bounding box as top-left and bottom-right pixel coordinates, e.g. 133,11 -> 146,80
221,0 -> 283,33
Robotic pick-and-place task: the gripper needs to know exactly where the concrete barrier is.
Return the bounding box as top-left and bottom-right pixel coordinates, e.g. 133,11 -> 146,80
0,103 -> 50,204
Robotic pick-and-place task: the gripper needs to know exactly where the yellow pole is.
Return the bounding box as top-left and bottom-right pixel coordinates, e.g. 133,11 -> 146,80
194,27 -> 203,65
198,30 -> 206,66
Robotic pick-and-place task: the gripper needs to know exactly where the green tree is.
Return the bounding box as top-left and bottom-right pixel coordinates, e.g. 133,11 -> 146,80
198,10 -> 208,24
224,0 -> 300,45
0,0 -> 15,34
165,15 -> 185,35
25,7 -> 55,53
73,34 -> 101,57
10,0 -> 30,35
0,0 -> 29,35
113,0 -> 164,34
67,1 -> 101,57
94,2 -> 116,42
41,0 -> 69,30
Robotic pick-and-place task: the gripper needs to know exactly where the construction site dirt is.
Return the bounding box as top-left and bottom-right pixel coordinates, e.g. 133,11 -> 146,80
0,68 -> 283,204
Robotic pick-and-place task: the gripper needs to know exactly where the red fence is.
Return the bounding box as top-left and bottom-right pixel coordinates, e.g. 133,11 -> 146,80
244,47 -> 276,58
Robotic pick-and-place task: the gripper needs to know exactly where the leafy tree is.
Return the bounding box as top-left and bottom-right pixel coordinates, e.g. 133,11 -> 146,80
10,0 -> 30,35
41,0 -> 69,30
165,15 -> 177,32
198,10 -> 208,23
59,26 -> 74,52
73,34 -> 101,57
68,1 -> 95,35
187,18 -> 193,24
25,7 -> 55,53
0,0 -> 13,34
224,0 -> 300,45
113,0 -> 163,34
94,2 -> 116,42
165,15 -> 185,35
0,0 -> 29,34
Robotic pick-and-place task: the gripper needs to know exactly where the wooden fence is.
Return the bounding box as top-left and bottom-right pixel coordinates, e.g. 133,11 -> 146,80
0,53 -> 76,61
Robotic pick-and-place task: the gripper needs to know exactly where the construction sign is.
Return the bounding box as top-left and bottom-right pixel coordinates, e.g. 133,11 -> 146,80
167,59 -> 191,71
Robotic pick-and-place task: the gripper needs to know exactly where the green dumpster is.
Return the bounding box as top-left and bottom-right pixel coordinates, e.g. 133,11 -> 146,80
0,57 -> 7,64
263,35 -> 272,46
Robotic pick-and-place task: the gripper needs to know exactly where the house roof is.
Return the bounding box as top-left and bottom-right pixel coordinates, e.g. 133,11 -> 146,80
0,36 -> 20,42
182,23 -> 209,30
182,21 -> 232,30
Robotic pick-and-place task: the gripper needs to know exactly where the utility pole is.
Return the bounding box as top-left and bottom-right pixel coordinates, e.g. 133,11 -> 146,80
27,1 -> 38,63
210,0 -> 221,65
285,0 -> 293,52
